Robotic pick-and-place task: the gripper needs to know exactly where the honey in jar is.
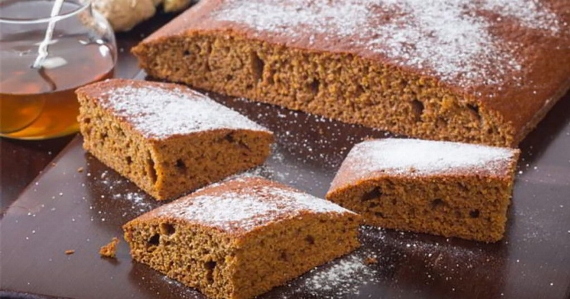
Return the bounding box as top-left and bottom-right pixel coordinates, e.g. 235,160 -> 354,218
0,0 -> 117,139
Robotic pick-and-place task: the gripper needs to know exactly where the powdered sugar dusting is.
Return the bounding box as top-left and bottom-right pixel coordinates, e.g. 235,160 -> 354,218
216,1 -> 369,37
482,0 -> 561,33
93,169 -> 154,213
102,85 -> 269,139
156,178 -> 354,232
367,0 -> 519,86
346,139 -> 516,178
213,0 -> 563,87
301,251 -> 379,297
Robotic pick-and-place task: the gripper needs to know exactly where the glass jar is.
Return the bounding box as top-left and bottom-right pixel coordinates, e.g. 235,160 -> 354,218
0,0 -> 117,139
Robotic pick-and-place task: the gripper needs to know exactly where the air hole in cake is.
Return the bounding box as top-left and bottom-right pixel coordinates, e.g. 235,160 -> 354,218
362,187 -> 382,201
309,79 -> 320,95
119,130 -> 127,139
431,198 -> 445,209
100,132 -> 108,140
183,49 -> 191,56
224,132 -> 251,151
355,84 -> 366,97
280,251 -> 289,262
267,72 -> 275,85
224,132 -> 235,143
368,202 -> 379,208
126,156 -> 133,165
469,209 -> 480,218
147,234 -> 159,247
204,261 -> 217,284
467,104 -> 481,121
146,156 -> 157,184
251,51 -> 264,82
238,140 -> 251,151
374,211 -> 384,218
305,235 -> 315,245
225,74 -> 234,81
160,223 -> 176,236
83,117 -> 91,124
175,159 -> 187,172
411,100 -> 424,122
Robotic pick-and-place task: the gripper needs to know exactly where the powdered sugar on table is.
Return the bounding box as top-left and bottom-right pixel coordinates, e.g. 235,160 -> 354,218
212,0 -> 563,87
101,85 -> 269,140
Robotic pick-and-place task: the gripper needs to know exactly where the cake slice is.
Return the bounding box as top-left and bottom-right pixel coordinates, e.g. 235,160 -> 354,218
123,176 -> 361,299
76,79 -> 274,200
132,0 -> 570,147
326,138 -> 520,242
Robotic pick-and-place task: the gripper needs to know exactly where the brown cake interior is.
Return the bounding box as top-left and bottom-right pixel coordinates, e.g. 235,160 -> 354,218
124,214 -> 359,299
135,34 -> 512,146
327,175 -> 513,242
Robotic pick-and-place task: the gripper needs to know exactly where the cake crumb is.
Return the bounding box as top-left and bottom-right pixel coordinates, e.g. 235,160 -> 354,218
99,237 -> 120,258
77,167 -> 84,173
51,162 -> 57,167
364,256 -> 378,265
65,249 -> 75,255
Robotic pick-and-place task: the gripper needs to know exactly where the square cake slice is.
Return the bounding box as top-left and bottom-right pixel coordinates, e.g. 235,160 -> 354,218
76,79 -> 274,200
326,138 -> 520,242
123,176 -> 361,299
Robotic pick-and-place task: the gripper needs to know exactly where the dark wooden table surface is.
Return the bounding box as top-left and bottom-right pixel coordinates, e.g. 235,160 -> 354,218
1,10 -> 570,299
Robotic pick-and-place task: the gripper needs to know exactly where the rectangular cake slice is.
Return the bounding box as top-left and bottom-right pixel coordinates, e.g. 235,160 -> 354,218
132,0 -> 570,147
76,79 -> 274,200
326,138 -> 520,242
123,176 -> 361,299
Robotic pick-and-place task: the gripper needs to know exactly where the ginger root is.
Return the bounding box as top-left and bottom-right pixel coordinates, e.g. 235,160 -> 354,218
92,0 -> 192,32
163,0 -> 192,13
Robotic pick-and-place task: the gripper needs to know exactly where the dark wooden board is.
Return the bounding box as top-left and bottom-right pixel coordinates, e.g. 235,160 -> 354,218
1,79 -> 570,298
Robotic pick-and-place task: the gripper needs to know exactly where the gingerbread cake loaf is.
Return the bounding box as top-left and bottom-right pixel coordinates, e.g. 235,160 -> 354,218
132,0 -> 570,147
123,176 -> 361,299
76,79 -> 273,200
326,138 -> 520,242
